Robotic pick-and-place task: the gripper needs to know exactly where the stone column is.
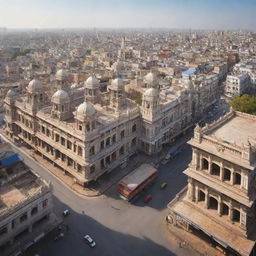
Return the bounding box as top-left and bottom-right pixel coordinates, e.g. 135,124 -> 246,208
231,169 -> 235,185
240,208 -> 247,230
205,189 -> 209,209
220,163 -> 224,181
195,185 -> 199,203
218,196 -> 223,216
187,178 -> 195,202
229,206 -> 234,222
208,157 -> 212,174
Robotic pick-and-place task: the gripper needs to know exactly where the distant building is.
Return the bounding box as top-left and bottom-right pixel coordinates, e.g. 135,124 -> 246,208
225,73 -> 250,97
167,110 -> 256,256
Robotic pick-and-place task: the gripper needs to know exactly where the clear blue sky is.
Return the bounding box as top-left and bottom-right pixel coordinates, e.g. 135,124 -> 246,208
0,0 -> 255,30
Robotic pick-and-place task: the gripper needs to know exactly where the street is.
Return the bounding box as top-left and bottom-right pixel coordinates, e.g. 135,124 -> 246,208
8,139 -> 192,256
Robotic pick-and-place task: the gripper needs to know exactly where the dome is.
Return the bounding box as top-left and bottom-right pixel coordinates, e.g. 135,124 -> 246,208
145,72 -> 157,84
110,78 -> 123,90
144,88 -> 159,97
56,69 -> 69,81
27,79 -> 43,92
76,101 -> 96,117
85,76 -> 99,88
6,89 -> 16,98
51,90 -> 69,104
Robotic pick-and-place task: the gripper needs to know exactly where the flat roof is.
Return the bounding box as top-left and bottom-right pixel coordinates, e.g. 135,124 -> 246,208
119,163 -> 157,191
210,116 -> 256,147
182,69 -> 196,75
169,192 -> 255,256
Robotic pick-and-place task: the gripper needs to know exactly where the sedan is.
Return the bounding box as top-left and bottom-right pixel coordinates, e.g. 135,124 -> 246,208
84,235 -> 96,248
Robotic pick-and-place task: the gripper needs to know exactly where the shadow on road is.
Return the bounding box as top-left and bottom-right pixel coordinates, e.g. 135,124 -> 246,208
24,200 -> 175,256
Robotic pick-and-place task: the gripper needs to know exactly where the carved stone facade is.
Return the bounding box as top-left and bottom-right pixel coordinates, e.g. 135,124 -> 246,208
167,111 -> 256,256
4,69 -> 219,187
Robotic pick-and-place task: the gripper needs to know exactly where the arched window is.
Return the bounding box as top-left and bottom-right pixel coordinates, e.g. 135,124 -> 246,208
233,209 -> 240,222
202,158 -> 209,170
211,163 -> 220,176
209,196 -> 218,210
235,173 -> 241,185
198,190 -> 205,202
222,203 -> 229,215
224,168 -> 231,181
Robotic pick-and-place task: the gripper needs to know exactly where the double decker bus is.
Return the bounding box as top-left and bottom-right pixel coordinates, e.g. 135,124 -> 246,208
117,163 -> 158,201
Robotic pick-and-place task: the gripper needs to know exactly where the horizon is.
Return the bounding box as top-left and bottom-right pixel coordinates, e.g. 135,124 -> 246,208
0,0 -> 255,31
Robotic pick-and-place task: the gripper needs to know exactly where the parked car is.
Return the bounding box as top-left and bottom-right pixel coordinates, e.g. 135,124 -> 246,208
62,209 -> 70,217
160,182 -> 167,189
84,235 -> 96,248
144,194 -> 152,203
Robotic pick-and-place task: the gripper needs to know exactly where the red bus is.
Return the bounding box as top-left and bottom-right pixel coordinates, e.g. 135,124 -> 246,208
117,163 -> 158,201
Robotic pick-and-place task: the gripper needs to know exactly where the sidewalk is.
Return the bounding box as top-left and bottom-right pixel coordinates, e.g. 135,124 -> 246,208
0,129 -> 193,198
165,222 -> 225,256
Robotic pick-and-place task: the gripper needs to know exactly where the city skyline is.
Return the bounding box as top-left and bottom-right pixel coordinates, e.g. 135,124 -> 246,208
0,0 -> 255,30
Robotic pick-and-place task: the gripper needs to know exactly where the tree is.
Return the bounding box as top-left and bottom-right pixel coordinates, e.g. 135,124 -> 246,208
230,94 -> 256,115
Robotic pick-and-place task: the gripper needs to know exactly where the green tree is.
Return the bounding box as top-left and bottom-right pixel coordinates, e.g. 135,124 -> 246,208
230,94 -> 256,115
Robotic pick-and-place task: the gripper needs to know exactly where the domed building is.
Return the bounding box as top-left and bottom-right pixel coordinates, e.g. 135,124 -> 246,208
3,67 -> 220,187
84,75 -> 100,104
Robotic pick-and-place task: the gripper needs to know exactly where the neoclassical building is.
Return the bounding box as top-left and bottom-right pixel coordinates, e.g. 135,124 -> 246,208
4,69 -> 219,186
167,110 -> 256,256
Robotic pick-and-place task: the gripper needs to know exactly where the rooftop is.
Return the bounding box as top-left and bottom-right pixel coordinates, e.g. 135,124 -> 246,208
210,115 -> 256,147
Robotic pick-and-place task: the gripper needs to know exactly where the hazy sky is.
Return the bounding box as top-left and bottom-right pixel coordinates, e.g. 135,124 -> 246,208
0,0 -> 255,30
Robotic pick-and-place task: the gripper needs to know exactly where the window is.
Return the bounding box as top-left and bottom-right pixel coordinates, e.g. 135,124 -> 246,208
120,130 -> 125,139
61,137 -> 65,146
79,125 -> 82,131
89,146 -> 95,156
119,146 -> 124,155
86,124 -> 90,132
73,144 -> 77,153
67,157 -> 73,166
31,206 -> 38,216
106,155 -> 111,165
42,199 -> 48,208
101,159 -> 105,169
41,126 -> 45,134
46,129 -> 50,137
67,140 -> 72,150
77,164 -> 82,172
78,146 -> 82,156
132,124 -> 137,132
112,135 -> 116,144
235,173 -> 241,185
131,138 -> 136,147
90,165 -> 95,174
111,152 -> 116,161
55,134 -> 60,142
106,137 -> 110,147
100,140 -> 104,150
20,213 -> 28,223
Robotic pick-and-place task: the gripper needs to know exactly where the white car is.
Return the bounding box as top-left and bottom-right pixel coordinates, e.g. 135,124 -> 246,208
84,235 -> 96,248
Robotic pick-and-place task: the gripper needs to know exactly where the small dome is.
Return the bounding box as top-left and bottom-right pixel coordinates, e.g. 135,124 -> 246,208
76,101 -> 96,117
85,76 -> 99,88
110,78 -> 123,90
144,88 -> 159,97
56,69 -> 69,81
27,79 -> 43,92
51,90 -> 69,104
145,72 -> 157,84
6,89 -> 16,98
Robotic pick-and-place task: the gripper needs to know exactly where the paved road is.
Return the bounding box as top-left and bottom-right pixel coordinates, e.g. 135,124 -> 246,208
6,136 -> 192,256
